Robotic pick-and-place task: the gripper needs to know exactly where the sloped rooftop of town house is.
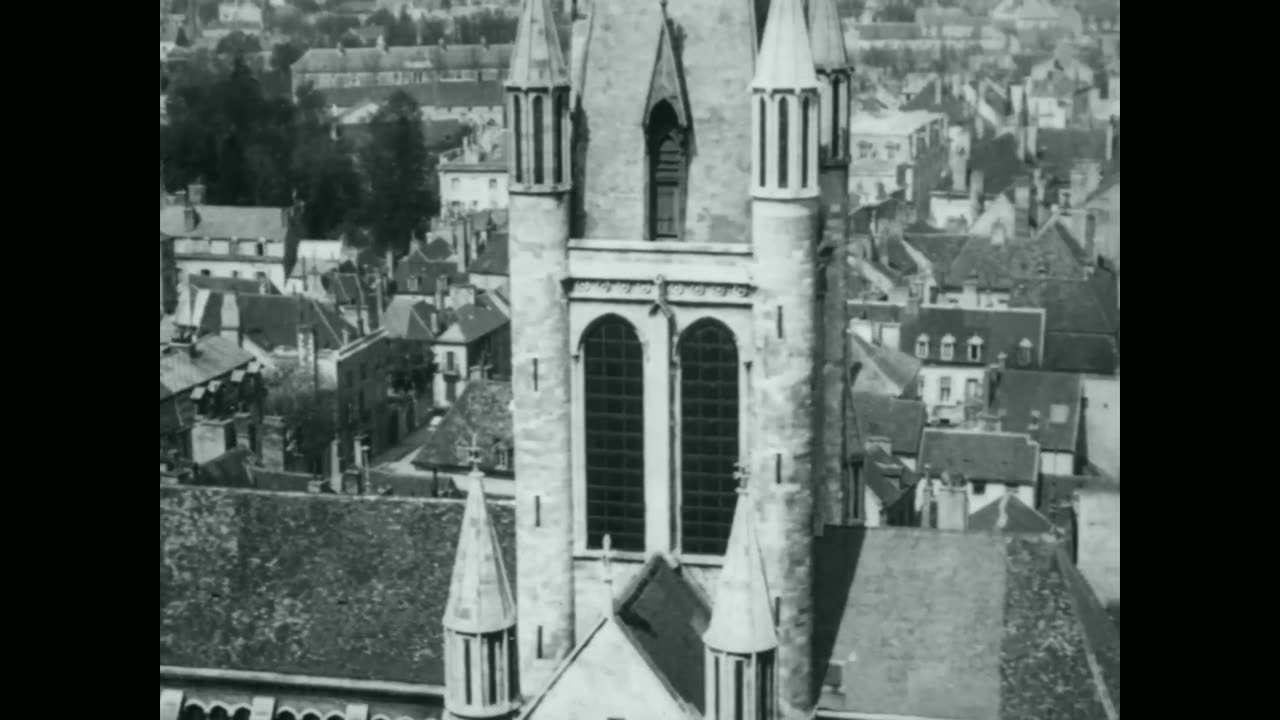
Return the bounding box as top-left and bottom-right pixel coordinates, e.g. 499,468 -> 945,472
159,485 -> 516,685
160,335 -> 254,400
160,204 -> 290,242
413,380 -> 513,472
990,369 -> 1083,454
919,429 -> 1041,486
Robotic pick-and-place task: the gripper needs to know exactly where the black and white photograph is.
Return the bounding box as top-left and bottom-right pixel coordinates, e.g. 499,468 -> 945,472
160,1 -> 1120,718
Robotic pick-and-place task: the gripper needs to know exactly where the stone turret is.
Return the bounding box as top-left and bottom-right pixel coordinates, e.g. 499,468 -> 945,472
504,0 -> 575,698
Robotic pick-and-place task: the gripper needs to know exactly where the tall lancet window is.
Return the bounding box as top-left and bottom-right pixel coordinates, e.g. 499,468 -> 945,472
758,97 -> 767,187
582,315 -> 646,551
532,96 -> 545,184
777,97 -> 789,189
553,92 -> 565,184
679,319 -> 739,555
647,100 -> 687,240
512,96 -> 523,184
801,96 -> 810,188
830,75 -> 842,158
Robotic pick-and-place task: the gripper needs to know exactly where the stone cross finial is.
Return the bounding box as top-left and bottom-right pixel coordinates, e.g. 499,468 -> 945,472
465,431 -> 483,473
734,460 -> 751,495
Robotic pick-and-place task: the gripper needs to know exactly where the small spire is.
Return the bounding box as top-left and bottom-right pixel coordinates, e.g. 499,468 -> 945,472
703,459 -> 778,654
752,0 -> 820,91
507,0 -> 568,88
444,468 -> 517,634
807,0 -> 851,73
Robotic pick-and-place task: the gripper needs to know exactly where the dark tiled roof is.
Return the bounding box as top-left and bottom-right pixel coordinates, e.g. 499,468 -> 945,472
442,293 -> 509,343
393,252 -> 461,295
160,205 -> 290,242
317,81 -> 505,111
881,234 -> 920,277
467,232 -> 509,276
1041,332 -> 1119,375
968,493 -> 1054,534
188,275 -> 279,295
1010,268 -> 1119,336
1036,127 -> 1112,181
968,133 -> 1028,194
413,380 -> 513,472
903,305 -> 1046,368
945,231 -> 1087,291
901,78 -> 970,124
849,334 -> 921,396
236,295 -> 353,352
613,556 -> 711,714
813,527 -> 1117,719
919,429 -> 1040,485
293,44 -> 513,75
902,233 -> 970,281
159,486 -> 515,685
862,446 -> 918,505
849,392 -> 928,456
327,272 -> 366,306
381,296 -> 437,341
160,335 -> 255,398
991,369 -> 1083,453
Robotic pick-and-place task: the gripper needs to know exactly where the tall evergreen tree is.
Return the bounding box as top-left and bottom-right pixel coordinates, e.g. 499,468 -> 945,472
361,91 -> 432,255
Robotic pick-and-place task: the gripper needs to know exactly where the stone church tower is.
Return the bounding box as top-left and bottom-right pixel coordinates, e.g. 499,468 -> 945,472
497,1 -> 853,718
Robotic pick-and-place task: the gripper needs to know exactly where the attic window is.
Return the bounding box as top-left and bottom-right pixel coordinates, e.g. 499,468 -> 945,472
967,336 -> 984,362
940,335 -> 956,361
915,335 -> 930,358
1018,338 -> 1034,365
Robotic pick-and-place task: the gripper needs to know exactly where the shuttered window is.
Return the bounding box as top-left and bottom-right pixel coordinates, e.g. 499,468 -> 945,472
654,135 -> 683,239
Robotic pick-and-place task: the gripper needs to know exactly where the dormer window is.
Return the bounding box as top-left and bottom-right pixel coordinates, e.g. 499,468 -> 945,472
915,335 -> 930,358
941,334 -> 956,361
967,336 -> 984,362
1018,338 -> 1034,366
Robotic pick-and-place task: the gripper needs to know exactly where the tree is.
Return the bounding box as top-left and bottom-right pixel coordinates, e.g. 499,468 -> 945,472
263,364 -> 337,474
366,8 -> 396,28
361,91 -> 432,255
216,30 -> 262,56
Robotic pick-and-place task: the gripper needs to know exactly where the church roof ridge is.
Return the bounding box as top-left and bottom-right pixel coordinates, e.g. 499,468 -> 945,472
752,0 -> 820,91
507,0 -> 569,89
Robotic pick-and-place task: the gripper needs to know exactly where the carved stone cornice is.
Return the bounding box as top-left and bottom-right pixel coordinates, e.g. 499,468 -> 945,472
566,277 -> 755,305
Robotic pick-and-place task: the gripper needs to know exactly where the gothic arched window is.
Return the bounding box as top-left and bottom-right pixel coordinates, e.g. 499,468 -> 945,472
801,95 -> 810,188
647,100 -> 686,240
532,95 -> 545,184
778,96 -> 790,189
553,92 -> 565,184
831,75 -> 843,158
679,319 -> 739,555
758,97 -> 767,187
512,96 -> 523,184
582,315 -> 645,551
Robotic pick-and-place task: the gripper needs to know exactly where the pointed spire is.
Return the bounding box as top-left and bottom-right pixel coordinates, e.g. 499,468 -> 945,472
807,0 -> 850,73
703,461 -> 777,654
752,0 -> 819,91
507,0 -> 569,89
444,473 -> 517,634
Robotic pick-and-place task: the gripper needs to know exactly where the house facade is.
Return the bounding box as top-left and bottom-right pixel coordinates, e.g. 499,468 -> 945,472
161,186 -> 293,291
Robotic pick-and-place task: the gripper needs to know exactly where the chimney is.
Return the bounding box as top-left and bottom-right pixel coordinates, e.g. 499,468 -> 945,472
450,283 -> 476,309
187,182 -> 205,205
341,325 -> 351,347
1031,168 -> 1046,229
435,275 -> 448,309
934,77 -> 942,105
377,34 -> 387,52
934,472 -> 969,531
1106,116 -> 1117,164
991,223 -> 1008,247
969,170 -> 985,219
329,439 -> 343,492
191,417 -> 234,465
1028,409 -> 1041,436
183,205 -> 199,233
949,150 -> 967,194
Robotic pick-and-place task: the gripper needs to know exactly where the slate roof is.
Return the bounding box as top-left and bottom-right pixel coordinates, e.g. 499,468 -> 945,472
160,205 -> 290,242
612,556 -> 712,714
968,493 -> 1054,534
467,232 -> 509,276
413,380 -> 513,472
902,233 -> 970,280
293,44 -> 513,75
990,369 -> 1083,453
1037,127 -> 1113,181
1010,269 -> 1119,374
159,485 -> 516,685
160,335 -> 254,399
943,229 -> 1088,291
849,333 -> 921,397
381,296 -> 438,341
901,78 -> 970,124
393,250 -> 462,295
813,526 -> 1119,719
900,305 -> 1046,369
967,133 -> 1028,194
236,295 -> 354,352
439,293 -> 509,344
849,392 -> 928,457
919,429 -> 1040,485
862,446 -> 918,506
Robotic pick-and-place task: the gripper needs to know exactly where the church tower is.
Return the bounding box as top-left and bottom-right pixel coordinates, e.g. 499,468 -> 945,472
807,0 -> 856,526
505,0 -> 575,697
749,1 -> 818,719
443,469 -> 519,720
703,468 -> 779,720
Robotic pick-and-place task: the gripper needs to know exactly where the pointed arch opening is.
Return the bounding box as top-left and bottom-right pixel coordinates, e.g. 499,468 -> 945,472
553,91 -> 565,185
758,97 -> 767,187
679,319 -> 739,556
801,95 -> 811,188
581,314 -> 645,551
831,75 -> 843,158
647,100 -> 687,240
532,95 -> 545,185
512,95 -> 523,184
778,97 -> 790,189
